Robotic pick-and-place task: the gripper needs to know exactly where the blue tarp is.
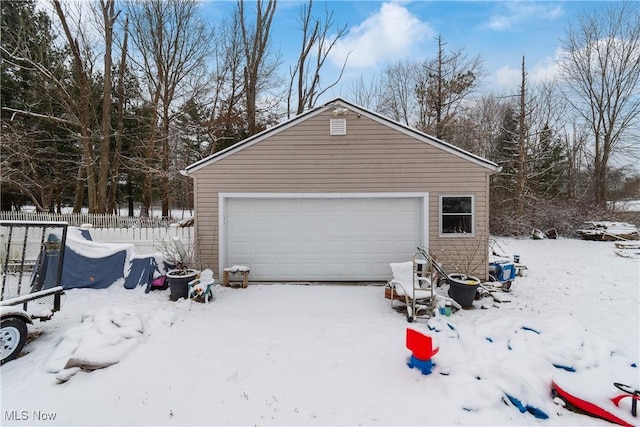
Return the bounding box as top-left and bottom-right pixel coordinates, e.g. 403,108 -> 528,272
124,257 -> 156,290
60,245 -> 129,289
41,228 -> 157,290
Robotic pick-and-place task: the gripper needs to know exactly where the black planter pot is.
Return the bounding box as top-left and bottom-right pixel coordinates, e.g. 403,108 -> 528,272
447,274 -> 480,308
167,269 -> 198,301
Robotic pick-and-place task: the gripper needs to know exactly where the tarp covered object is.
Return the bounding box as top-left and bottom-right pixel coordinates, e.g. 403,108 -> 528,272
42,227 -> 157,290
124,257 -> 156,290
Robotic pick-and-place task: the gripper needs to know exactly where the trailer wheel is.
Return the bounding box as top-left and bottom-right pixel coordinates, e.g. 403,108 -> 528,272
1,317 -> 28,365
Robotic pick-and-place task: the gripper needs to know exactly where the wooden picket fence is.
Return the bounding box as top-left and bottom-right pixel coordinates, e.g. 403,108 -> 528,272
0,211 -> 183,228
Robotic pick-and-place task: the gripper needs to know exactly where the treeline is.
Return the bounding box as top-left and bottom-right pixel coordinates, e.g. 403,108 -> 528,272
1,0 -> 347,217
1,0 -> 639,235
345,8 -> 640,234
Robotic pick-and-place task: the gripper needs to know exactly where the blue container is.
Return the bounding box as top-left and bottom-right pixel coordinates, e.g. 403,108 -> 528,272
407,354 -> 434,375
489,262 -> 516,282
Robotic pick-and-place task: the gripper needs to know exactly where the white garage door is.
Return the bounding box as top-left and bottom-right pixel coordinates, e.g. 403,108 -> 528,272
223,195 -> 426,281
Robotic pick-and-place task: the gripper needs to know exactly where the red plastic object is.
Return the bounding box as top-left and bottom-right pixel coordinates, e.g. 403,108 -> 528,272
406,328 -> 439,361
552,381 -> 635,427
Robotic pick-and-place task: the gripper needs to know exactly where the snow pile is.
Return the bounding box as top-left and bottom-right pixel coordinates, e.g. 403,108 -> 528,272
224,265 -> 250,273
423,312 -> 637,420
65,227 -> 135,260
43,297 -> 188,383
46,306 -> 144,382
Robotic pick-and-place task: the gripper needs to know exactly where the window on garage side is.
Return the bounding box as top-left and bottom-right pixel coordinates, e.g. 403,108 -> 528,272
440,195 -> 474,235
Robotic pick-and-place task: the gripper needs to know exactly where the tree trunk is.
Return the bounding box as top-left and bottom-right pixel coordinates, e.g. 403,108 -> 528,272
435,36 -> 444,139
515,56 -> 527,218
239,0 -> 277,136
593,133 -> 609,208
108,14 -> 129,213
161,106 -> 170,218
97,0 -> 115,214
73,164 -> 85,213
53,0 -> 97,213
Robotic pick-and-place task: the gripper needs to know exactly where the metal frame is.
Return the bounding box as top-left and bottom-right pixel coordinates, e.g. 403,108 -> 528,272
1,221 -> 68,317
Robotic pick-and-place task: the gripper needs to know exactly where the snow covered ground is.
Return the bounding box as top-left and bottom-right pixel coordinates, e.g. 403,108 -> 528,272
1,237 -> 638,426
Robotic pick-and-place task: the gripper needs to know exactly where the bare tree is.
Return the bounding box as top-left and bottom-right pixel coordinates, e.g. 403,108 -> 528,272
2,1 -> 128,214
107,12 -> 129,213
205,15 -> 248,154
378,60 -> 420,125
286,0 -> 349,118
558,1 -> 640,208
416,35 -> 485,140
562,122 -> 588,200
127,0 -> 212,217
52,0 -> 99,212
97,0 -> 119,214
345,75 -> 380,110
464,94 -> 508,159
237,0 -> 279,136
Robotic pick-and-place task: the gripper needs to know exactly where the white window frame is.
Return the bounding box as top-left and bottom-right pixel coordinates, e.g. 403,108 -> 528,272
439,194 -> 475,237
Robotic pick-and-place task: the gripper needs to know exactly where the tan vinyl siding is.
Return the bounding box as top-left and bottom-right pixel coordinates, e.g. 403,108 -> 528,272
191,107 -> 493,280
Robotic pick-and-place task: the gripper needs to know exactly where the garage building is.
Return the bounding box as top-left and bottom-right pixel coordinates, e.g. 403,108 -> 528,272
184,98 -> 499,282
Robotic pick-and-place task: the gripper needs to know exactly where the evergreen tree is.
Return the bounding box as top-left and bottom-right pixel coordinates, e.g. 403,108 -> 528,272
0,0 -> 80,211
531,124 -> 567,199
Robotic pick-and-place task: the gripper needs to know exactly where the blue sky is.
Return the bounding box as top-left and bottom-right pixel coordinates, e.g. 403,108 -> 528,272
202,0 -> 611,99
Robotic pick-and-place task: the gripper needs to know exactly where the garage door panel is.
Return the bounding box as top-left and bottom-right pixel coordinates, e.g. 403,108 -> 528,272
227,239 -> 252,253
344,199 -> 370,212
274,241 -> 298,254
325,262 -> 347,275
374,263 -> 394,277
298,199 -> 321,212
348,262 -> 370,275
276,262 -> 299,276
276,199 -> 299,213
323,199 -> 345,213
254,200 -> 277,214
279,222 -> 302,235
300,262 -> 324,276
225,196 -> 424,281
393,244 -> 412,255
252,242 -> 276,256
299,241 -> 323,254
325,240 -> 346,253
323,217 -> 345,232
249,218 -> 276,234
369,242 -> 395,255
251,262 -> 275,275
295,216 -> 318,231
346,240 -> 370,254
346,218 -> 371,232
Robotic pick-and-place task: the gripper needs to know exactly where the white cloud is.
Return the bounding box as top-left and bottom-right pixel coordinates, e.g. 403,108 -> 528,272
495,54 -> 560,88
484,3 -> 564,31
487,15 -> 512,31
328,2 -> 432,69
495,65 -> 521,87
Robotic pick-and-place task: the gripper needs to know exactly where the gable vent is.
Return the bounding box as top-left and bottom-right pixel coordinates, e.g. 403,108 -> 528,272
330,118 -> 347,135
